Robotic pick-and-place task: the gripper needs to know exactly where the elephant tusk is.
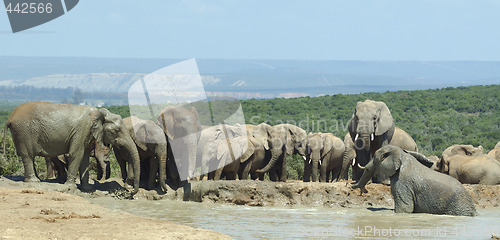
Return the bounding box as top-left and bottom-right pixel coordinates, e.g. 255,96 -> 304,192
352,160 -> 356,166
319,159 -> 322,166
371,133 -> 374,141
354,133 -> 359,141
358,163 -> 366,170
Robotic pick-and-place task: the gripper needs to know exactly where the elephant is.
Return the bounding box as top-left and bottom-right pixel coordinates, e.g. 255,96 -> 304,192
434,144 -> 500,185
253,123 -> 307,182
352,145 -> 477,216
340,126 -> 418,181
112,116 -> 169,192
348,100 -> 395,182
3,101 -> 140,195
238,135 -> 268,180
303,132 -> 344,182
487,148 -> 500,163
441,144 -> 483,158
197,124 -> 246,180
208,135 -> 252,180
157,106 -> 201,181
46,141 -> 112,182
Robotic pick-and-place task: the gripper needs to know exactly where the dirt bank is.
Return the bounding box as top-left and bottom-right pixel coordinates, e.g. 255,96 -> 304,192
2,176 -> 499,239
0,177 -> 232,240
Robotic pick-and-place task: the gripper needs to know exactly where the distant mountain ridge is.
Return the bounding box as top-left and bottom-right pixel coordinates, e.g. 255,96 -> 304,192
0,56 -> 499,101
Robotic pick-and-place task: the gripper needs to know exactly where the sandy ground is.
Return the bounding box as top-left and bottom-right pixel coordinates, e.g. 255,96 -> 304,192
2,175 -> 500,239
0,177 -> 232,240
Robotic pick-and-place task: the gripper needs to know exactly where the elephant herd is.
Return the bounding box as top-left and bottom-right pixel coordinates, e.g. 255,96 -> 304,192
3,100 -> 500,217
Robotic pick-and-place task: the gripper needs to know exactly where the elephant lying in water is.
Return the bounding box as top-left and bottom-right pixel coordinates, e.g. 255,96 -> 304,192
353,145 -> 476,216
340,126 -> 418,181
434,144 -> 500,185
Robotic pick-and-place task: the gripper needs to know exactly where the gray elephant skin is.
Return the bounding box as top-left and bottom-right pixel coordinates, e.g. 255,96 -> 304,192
46,142 -> 112,182
435,144 -> 500,185
304,132 -> 344,182
197,124 -> 246,180
4,101 -> 141,195
113,116 -> 172,192
341,126 -> 417,180
157,106 -> 201,181
353,145 -> 476,216
348,100 -> 396,182
254,123 -> 307,182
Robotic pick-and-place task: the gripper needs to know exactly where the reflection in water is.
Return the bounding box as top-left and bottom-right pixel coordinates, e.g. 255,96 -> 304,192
91,198 -> 500,240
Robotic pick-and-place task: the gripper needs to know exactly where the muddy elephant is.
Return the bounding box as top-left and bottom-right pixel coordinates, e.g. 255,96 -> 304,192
488,148 -> 500,163
253,123 -> 307,182
157,106 -> 201,181
340,126 -> 417,180
434,144 -> 500,185
304,132 -> 344,182
110,116 -> 171,192
197,124 -> 246,180
348,100 -> 395,182
46,142 -> 111,182
208,135 -> 253,180
238,135 -> 268,180
4,101 -> 140,195
353,145 -> 476,216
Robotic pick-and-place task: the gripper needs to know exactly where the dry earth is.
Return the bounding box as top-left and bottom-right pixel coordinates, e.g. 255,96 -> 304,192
1,175 -> 500,239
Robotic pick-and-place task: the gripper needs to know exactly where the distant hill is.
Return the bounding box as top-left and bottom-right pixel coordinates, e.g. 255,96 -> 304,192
1,56 -> 499,104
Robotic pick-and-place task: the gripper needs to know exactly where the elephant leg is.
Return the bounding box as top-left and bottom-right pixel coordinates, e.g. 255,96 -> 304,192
303,160 -> 311,182
148,158 -> 159,190
46,158 -> 56,180
331,167 -> 341,182
22,156 -> 39,182
258,172 -> 265,181
78,152 -> 92,191
207,171 -> 215,180
279,155 -> 287,182
250,172 -> 257,180
115,150 -> 128,182
269,166 -> 278,181
320,165 -> 327,182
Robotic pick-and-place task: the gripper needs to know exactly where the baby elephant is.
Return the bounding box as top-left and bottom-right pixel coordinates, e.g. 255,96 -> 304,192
352,145 -> 476,216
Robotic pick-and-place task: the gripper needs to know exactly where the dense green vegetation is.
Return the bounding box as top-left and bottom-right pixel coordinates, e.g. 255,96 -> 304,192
1,84 -> 499,180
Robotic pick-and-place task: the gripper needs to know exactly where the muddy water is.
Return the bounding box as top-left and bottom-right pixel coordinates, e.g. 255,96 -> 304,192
90,198 -> 500,240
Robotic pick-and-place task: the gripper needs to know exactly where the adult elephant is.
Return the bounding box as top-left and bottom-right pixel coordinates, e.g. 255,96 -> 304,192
340,127 -> 417,180
238,135 -> 268,180
208,135 -> 253,180
112,116 -> 170,192
348,100 -> 395,182
46,141 -> 112,182
157,106 -> 201,181
304,132 -> 344,182
254,123 -> 307,182
197,124 -> 246,179
352,145 -> 476,216
4,101 -> 140,195
434,144 -> 500,185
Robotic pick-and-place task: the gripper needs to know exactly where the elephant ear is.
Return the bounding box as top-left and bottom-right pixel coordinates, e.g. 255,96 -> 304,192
252,124 -> 271,150
159,107 -> 175,140
375,102 -> 394,136
90,108 -> 106,147
132,121 -> 148,151
321,134 -> 333,159
285,127 -> 295,155
238,138 -> 253,163
347,114 -> 357,142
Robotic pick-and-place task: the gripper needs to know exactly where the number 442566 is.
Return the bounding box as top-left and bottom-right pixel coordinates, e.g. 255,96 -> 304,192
5,2 -> 53,14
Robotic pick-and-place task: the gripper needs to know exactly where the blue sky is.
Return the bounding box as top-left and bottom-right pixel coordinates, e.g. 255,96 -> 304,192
1,0 -> 500,60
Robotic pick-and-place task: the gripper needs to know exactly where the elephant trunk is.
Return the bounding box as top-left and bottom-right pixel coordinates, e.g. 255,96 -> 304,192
339,149 -> 352,180
256,148 -> 282,173
352,160 -> 374,189
311,153 -> 320,182
157,146 -> 168,193
121,143 -> 140,196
